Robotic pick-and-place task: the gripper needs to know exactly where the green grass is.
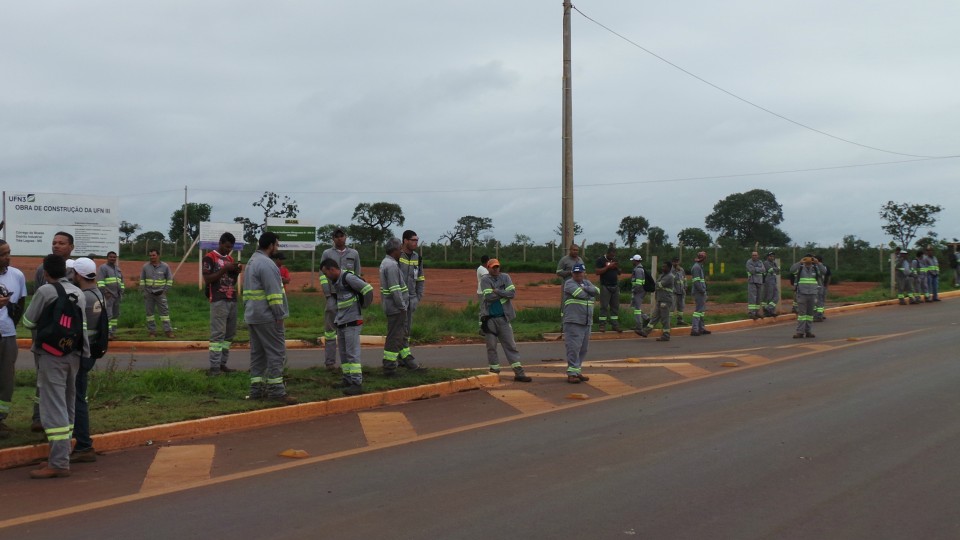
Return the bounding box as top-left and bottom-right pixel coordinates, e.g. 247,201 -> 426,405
1,360 -> 483,449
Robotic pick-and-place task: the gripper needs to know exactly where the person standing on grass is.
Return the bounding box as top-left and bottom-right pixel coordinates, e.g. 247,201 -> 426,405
140,249 -> 174,338
398,230 -> 424,369
96,251 -> 124,340
22,254 -> 86,479
321,258 -> 374,395
320,228 -> 362,371
480,259 -> 533,383
70,258 -> 103,465
380,238 -> 408,378
203,232 -> 241,376
562,263 -> 598,384
243,232 -> 297,405
0,240 -> 26,439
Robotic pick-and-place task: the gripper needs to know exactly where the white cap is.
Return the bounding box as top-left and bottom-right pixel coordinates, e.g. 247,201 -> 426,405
630,254 -> 642,261
73,257 -> 97,279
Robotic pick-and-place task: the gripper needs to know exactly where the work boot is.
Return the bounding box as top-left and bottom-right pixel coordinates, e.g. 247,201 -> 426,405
267,394 -> 298,405
793,333 -> 805,339
220,365 -> 237,373
566,375 -> 582,384
206,368 -> 221,377
656,334 -> 670,342
31,421 -> 44,433
675,318 -> 688,326
899,299 -> 906,305
576,373 -> 590,382
30,467 -> 71,479
400,356 -> 425,371
148,331 -> 157,338
690,331 -> 701,337
513,374 -> 533,383
598,324 -> 606,333
805,332 -> 816,338
342,385 -> 363,396
633,328 -> 644,337
700,329 -> 712,335
383,369 -> 400,378
165,331 -> 176,338
70,448 -> 98,463
613,326 -> 623,334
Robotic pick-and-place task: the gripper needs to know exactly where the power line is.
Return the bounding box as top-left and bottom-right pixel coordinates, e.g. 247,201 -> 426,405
571,5 -> 951,160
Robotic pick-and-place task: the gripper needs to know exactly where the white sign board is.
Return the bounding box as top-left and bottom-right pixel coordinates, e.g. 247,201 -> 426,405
266,217 -> 316,251
199,222 -> 246,251
3,191 -> 120,256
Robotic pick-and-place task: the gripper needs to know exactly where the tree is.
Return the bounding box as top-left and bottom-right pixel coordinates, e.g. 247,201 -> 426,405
169,203 -> 212,242
137,231 -> 166,244
253,191 -> 299,229
647,226 -> 670,249
554,221 -> 583,239
705,189 -> 790,247
442,216 -> 494,247
616,216 -> 650,248
677,227 -> 712,250
512,233 -> 534,247
879,201 -> 942,249
119,220 -> 141,243
351,202 -> 405,247
841,234 -> 871,251
233,217 -> 259,245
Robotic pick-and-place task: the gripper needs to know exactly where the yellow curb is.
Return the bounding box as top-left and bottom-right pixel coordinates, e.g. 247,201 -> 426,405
0,373 -> 500,470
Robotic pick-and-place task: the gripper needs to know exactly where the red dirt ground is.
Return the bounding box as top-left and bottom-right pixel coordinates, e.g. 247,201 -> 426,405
11,257 -> 878,314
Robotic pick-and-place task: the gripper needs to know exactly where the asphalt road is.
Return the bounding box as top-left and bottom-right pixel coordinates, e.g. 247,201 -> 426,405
5,299 -> 960,539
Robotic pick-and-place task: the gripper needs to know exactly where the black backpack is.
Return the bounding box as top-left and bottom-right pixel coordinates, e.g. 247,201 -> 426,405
35,282 -> 85,357
642,268 -> 656,293
88,293 -> 110,360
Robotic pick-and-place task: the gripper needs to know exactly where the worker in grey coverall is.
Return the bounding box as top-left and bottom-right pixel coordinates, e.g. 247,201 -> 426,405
789,255 -> 823,339
480,259 -> 532,383
639,261 -> 675,341
896,251 -> 914,304
761,252 -> 780,317
379,238 -> 408,377
556,244 -> 584,313
672,257 -> 687,326
562,263 -> 598,383
320,228 -> 362,370
629,254 -> 649,335
690,252 -> 711,336
746,251 -> 766,319
398,230 -> 424,369
321,258 -> 374,395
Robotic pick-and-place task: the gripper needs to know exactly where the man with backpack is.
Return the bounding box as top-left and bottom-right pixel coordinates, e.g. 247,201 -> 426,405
71,257 -> 106,464
321,257 -> 374,396
22,254 -> 87,479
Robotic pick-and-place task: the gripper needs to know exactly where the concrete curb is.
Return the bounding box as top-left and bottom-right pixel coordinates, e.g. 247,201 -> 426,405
0,373 -> 500,470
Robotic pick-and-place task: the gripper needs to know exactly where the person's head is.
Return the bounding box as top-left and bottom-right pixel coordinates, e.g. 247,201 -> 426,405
630,254 -> 642,267
52,231 -> 74,257
572,263 -> 586,282
218,232 -> 236,256
480,255 -> 490,268
271,251 -> 286,267
385,238 -> 402,260
568,244 -> 580,258
320,258 -> 341,282
0,240 -> 9,271
148,249 -> 160,265
801,256 -> 815,266
815,255 -> 824,263
43,254 -> 67,281
402,230 -> 419,252
73,257 -> 97,286
332,228 -> 347,250
751,251 -> 759,261
486,258 -> 501,276
606,247 -> 617,259
661,261 -> 672,274
765,251 -> 775,261
926,246 -> 934,254
671,256 -> 680,267
258,231 -> 280,256
696,251 -> 707,263
106,251 -> 118,266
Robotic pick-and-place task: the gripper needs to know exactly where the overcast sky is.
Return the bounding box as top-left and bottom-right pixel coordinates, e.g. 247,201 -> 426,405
2,1 -> 958,248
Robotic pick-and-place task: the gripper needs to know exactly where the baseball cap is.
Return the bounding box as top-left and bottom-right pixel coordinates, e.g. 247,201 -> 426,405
74,257 -> 97,279
630,254 -> 642,261
486,258 -> 500,269
65,259 -> 75,269
572,263 -> 586,273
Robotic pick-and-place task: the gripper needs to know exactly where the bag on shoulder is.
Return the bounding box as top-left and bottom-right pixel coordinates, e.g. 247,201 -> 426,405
642,269 -> 656,293
88,295 -> 110,360
35,282 -> 85,357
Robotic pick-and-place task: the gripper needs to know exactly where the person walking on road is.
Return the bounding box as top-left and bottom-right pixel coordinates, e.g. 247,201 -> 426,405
629,254 -> 649,335
96,251 -> 124,340
320,229 -> 362,371
746,251 -> 765,319
203,232 -> 241,376
380,238 -> 409,377
140,249 -> 174,338
562,263 -> 598,383
790,255 -> 822,339
690,252 -> 711,337
243,232 -> 297,405
594,246 -> 622,333
639,261 -> 675,341
322,258 -> 375,395
480,259 -> 532,383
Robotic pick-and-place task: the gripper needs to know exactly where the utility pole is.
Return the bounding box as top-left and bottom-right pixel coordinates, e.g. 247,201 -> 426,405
182,185 -> 188,252
561,0 -> 574,251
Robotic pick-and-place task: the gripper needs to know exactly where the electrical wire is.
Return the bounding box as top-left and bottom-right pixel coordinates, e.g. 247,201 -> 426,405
571,5 -> 952,160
